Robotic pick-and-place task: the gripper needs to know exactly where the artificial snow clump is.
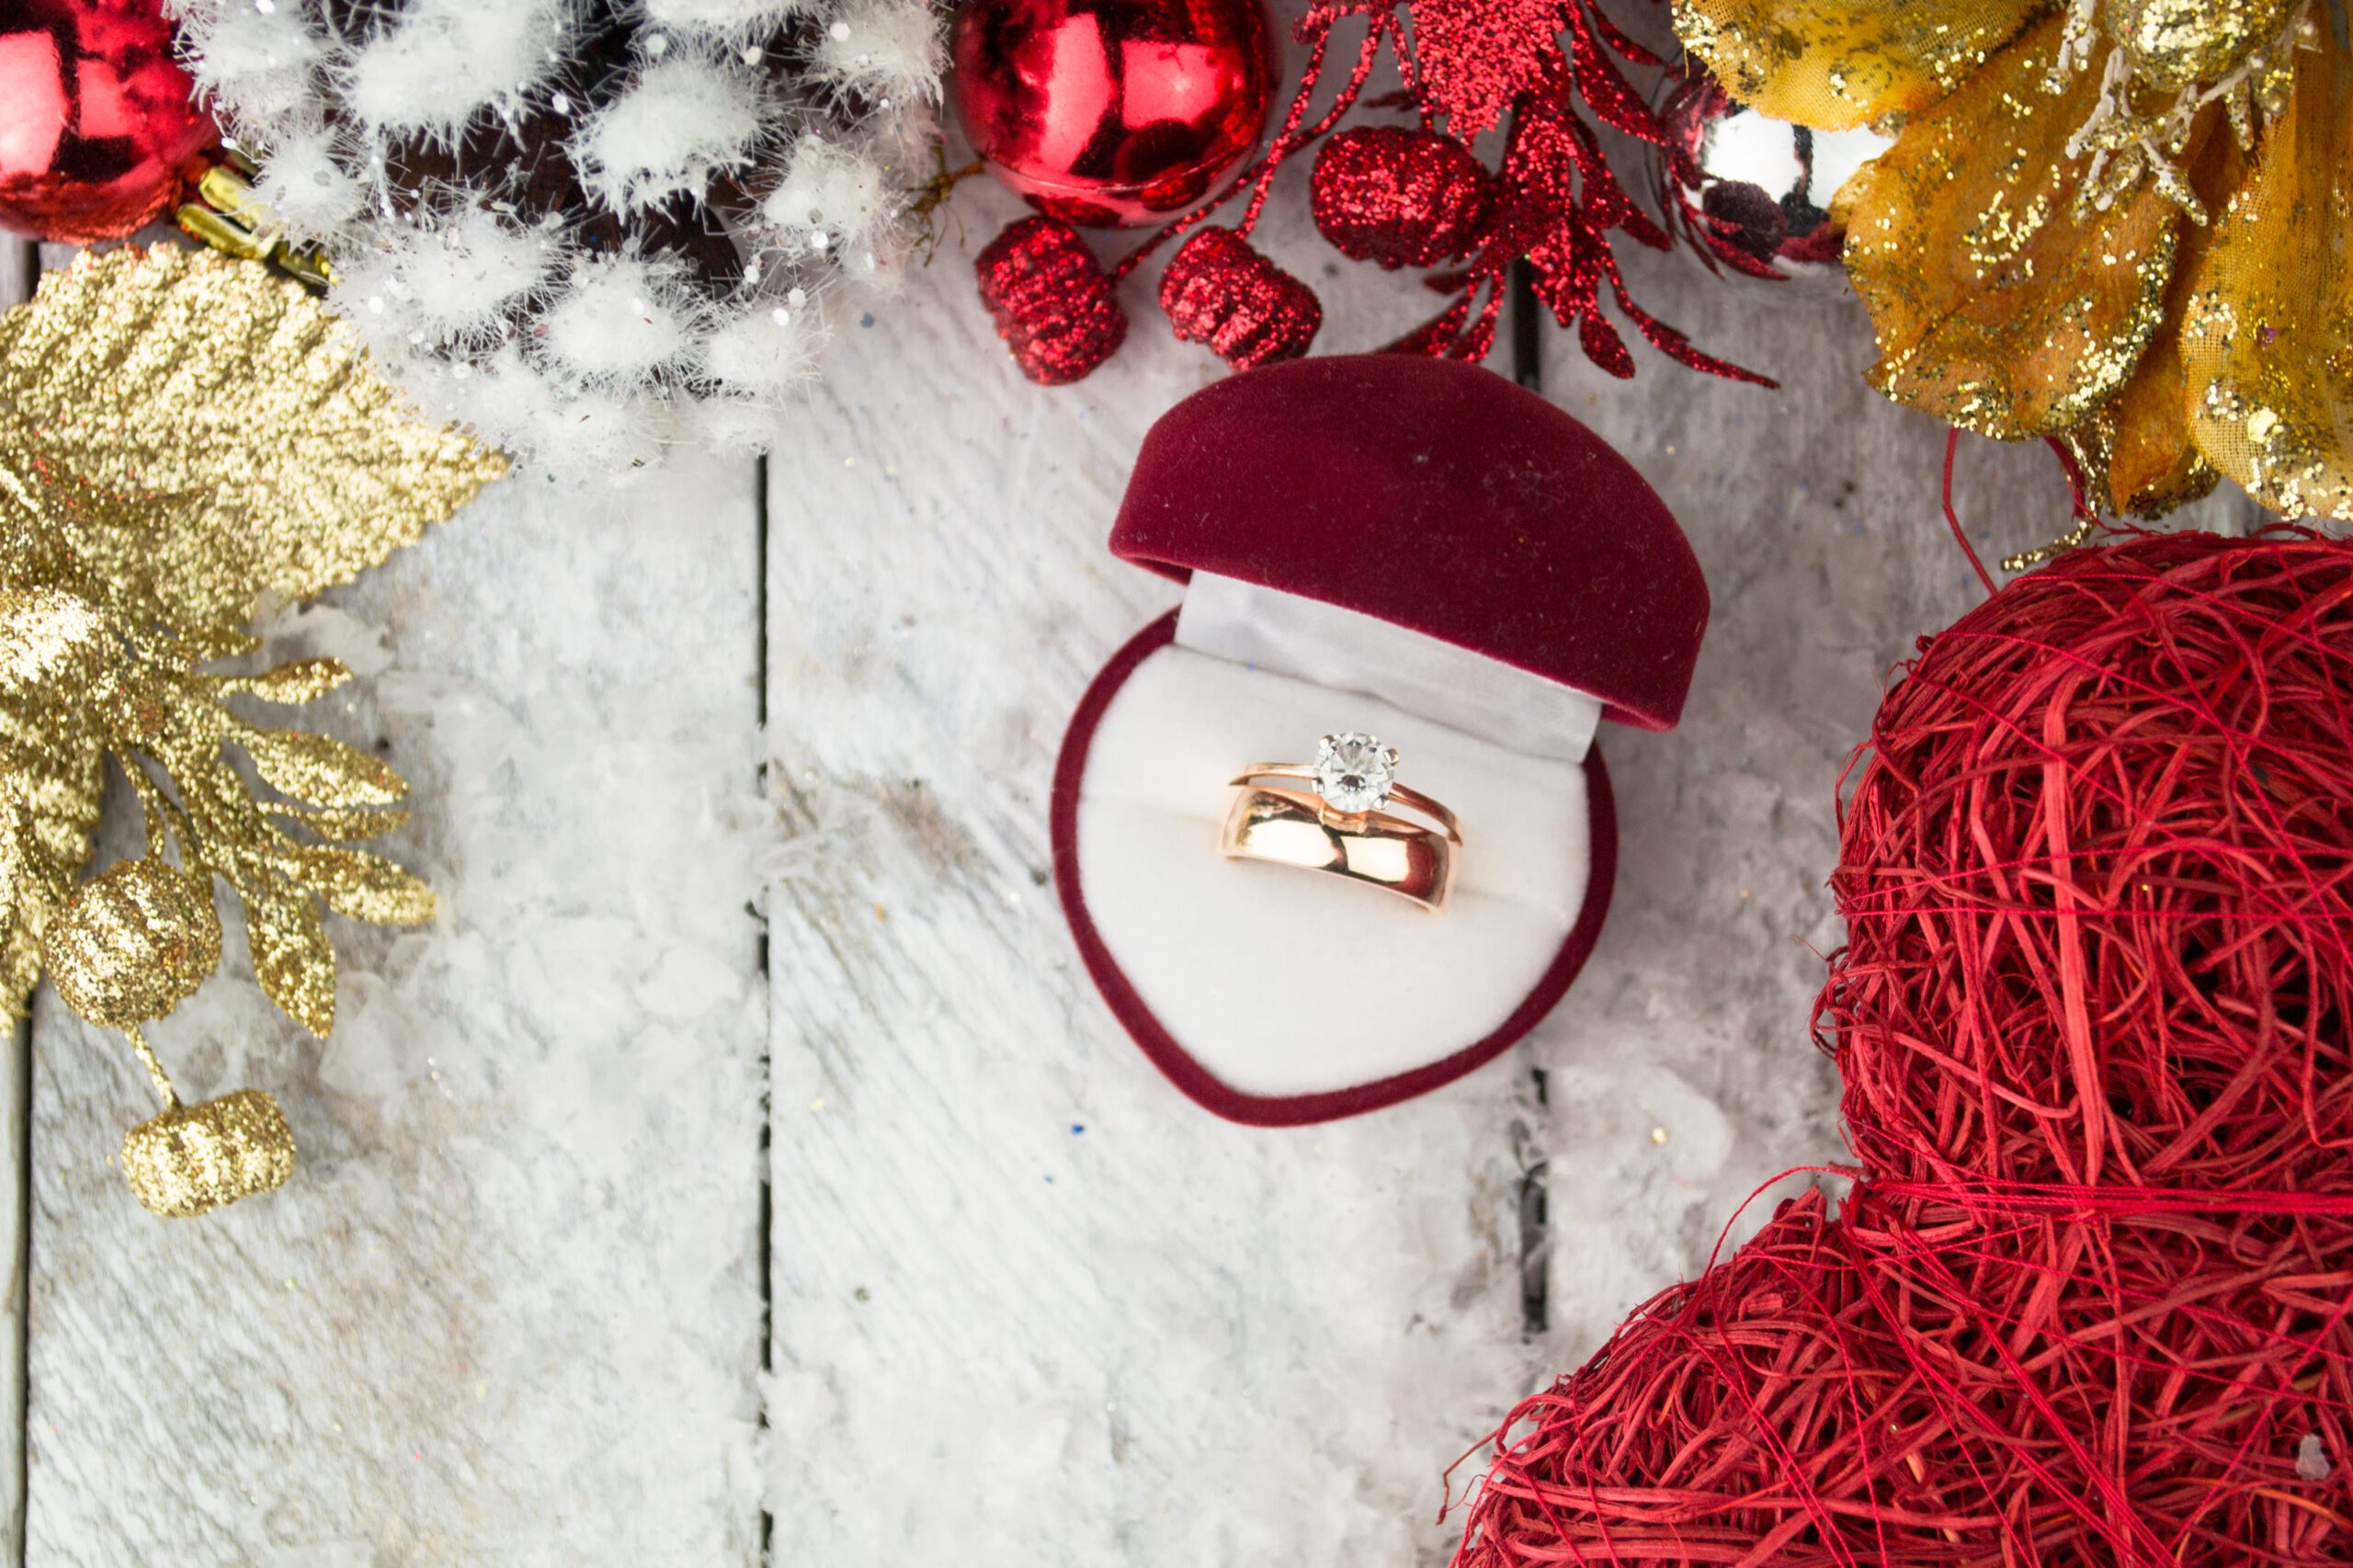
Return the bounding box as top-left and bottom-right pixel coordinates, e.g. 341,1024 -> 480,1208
168,0 -> 945,480
576,52 -> 767,213
540,256 -> 709,388
813,0 -> 945,108
334,210 -> 563,350
251,126 -> 367,232
761,137 -> 890,261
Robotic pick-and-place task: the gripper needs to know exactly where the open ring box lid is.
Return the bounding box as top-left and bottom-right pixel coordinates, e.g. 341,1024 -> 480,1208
1051,356 -> 1707,1125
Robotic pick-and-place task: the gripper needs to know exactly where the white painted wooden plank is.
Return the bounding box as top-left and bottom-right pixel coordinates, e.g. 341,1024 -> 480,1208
1518,243 -> 2267,1385
22,421 -> 770,1560
1,233 -> 41,1568
763,174 -> 1546,1564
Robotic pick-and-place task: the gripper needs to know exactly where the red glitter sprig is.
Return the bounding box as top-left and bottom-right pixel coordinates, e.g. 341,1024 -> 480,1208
973,0 -> 1769,387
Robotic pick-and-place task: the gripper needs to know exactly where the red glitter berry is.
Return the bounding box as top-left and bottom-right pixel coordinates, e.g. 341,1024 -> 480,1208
1158,226 -> 1321,369
973,216 -> 1128,385
1311,127 -> 1493,270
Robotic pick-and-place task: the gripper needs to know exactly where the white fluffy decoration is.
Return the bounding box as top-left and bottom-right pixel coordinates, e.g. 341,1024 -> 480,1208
762,135 -> 890,260
340,0 -> 567,134
576,53 -> 767,213
169,0 -> 946,480
540,255 -> 710,387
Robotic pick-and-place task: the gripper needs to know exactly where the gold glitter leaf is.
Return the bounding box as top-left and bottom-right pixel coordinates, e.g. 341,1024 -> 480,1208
247,889 -> 335,1037
239,726 -> 407,809
1842,13 -> 2181,439
0,247 -> 505,626
1673,0 -> 2052,131
221,658 -> 353,704
267,804 -> 411,842
280,845 -> 436,926
121,1088 -> 295,1218
2180,40 -> 2353,521
2082,113 -> 2244,515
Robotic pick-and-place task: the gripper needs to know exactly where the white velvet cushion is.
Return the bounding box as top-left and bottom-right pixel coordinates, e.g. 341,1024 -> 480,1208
1071,580 -> 1598,1100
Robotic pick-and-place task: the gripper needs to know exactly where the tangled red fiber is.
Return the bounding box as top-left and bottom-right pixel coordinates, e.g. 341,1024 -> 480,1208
1450,530 -> 2353,1566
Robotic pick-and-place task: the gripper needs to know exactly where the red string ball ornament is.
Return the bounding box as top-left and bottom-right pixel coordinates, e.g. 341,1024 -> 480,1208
1158,224 -> 1320,369
1310,126 -> 1492,270
1449,530 -> 2353,1567
974,215 -> 1130,385
1822,529 -> 2353,1204
1460,1187 -> 2351,1566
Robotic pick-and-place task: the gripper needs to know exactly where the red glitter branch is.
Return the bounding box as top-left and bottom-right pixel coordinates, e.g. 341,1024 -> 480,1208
972,0 -> 1770,386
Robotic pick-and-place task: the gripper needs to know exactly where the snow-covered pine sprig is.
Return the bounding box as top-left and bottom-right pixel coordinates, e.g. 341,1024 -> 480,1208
170,0 -> 944,478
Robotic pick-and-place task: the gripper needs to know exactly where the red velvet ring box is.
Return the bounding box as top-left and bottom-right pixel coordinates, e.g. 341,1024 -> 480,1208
1051,356 -> 1708,1125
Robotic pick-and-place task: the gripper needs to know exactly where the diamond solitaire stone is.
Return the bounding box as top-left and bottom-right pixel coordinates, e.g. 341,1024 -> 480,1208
1313,733 -> 1397,814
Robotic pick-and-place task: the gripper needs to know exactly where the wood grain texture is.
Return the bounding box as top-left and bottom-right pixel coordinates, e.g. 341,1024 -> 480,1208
0,234 -> 39,1568
762,179 -> 1547,1566
1518,244 -> 2264,1382
21,439 -> 770,1562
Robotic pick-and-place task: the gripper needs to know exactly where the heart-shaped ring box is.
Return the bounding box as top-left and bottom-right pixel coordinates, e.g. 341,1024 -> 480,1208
1051,356 -> 1707,1125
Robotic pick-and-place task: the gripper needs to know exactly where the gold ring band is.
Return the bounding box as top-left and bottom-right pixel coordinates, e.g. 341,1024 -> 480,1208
1217,733 -> 1460,910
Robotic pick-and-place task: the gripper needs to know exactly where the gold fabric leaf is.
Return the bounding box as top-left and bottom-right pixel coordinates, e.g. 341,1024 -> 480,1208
221,658 -> 353,704
2180,41 -> 2353,521
2074,110 -> 2244,515
0,246 -> 505,627
239,726 -> 407,809
247,887 -> 335,1037
280,845 -> 437,926
1672,0 -> 2052,131
1841,13 -> 2181,439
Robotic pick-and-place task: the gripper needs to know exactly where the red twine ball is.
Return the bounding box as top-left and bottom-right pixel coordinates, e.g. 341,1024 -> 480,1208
1451,531 -> 2353,1567
0,0 -> 214,243
1822,530 -> 2353,1203
1158,225 -> 1320,369
973,215 -> 1128,386
1310,126 -> 1492,270
1459,1187 -> 2353,1566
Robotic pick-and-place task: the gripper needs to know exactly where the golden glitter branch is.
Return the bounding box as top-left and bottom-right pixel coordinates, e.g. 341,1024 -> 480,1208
1678,0 -> 2353,527
0,247 -> 503,1216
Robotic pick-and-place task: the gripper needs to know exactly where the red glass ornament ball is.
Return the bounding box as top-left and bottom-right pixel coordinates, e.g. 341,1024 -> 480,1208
949,0 -> 1273,229
0,0 -> 215,243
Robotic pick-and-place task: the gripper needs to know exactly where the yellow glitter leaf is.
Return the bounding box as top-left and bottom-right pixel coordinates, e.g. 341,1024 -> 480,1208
0,247 -> 505,626
267,804 -> 411,842
1841,13 -> 2181,439
1673,0 -> 2052,131
239,726 -> 407,809
247,888 -> 335,1037
221,658 -> 353,704
2180,40 -> 2353,521
280,845 -> 436,926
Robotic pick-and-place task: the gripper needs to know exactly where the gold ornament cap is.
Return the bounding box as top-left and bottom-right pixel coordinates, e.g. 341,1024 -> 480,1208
43,858 -> 222,1030
2103,0 -> 2291,90
121,1089 -> 295,1218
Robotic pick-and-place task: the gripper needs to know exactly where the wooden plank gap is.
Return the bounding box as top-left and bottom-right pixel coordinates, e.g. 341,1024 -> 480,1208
1517,1067 -> 1550,1339
1508,256 -> 1541,393
753,452 -> 777,1568
4,232 -> 39,1568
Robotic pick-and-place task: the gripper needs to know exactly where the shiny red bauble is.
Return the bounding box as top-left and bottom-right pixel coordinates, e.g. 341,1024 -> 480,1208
0,0 -> 213,242
949,0 -> 1272,228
